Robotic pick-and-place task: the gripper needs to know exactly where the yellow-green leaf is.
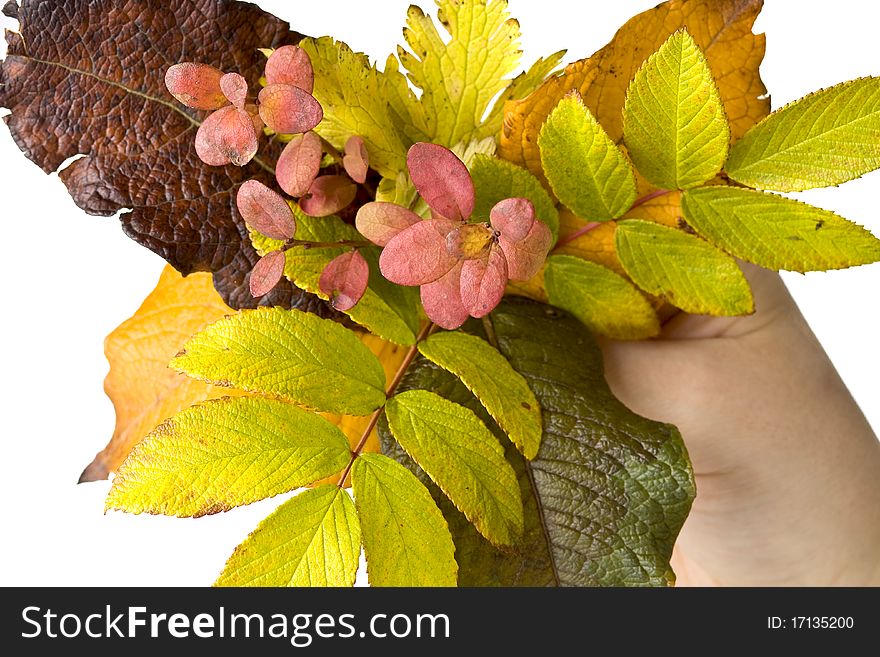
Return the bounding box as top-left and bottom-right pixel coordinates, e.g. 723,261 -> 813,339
726,77 -> 880,191
539,92 -> 637,221
616,220 -> 753,316
215,485 -> 360,587
480,49 -> 566,140
352,453 -> 457,586
398,0 -> 522,148
682,186 -> 880,272
623,30 -> 729,190
418,331 -> 542,459
251,212 -> 421,346
301,37 -> 411,178
385,390 -> 523,546
106,398 -> 351,517
171,307 -> 386,415
470,154 -> 560,242
544,255 -> 660,340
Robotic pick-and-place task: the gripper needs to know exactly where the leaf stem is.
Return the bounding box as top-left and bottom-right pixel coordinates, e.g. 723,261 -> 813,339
630,188 -> 671,209
336,322 -> 437,487
283,238 -> 371,251
553,221 -> 602,248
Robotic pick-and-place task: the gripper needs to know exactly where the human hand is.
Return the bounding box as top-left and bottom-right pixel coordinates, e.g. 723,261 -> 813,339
600,264 -> 880,586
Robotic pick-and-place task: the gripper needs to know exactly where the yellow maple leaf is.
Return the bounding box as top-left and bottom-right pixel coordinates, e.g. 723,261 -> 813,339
80,266 -> 240,482
83,266 -> 409,486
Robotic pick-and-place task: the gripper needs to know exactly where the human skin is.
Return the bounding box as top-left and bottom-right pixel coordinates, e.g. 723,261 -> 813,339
600,264 -> 880,586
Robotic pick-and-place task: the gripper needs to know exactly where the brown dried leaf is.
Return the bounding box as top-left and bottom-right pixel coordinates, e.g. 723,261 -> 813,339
0,0 -> 328,312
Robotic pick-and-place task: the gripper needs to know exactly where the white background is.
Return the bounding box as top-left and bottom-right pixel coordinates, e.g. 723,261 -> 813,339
0,0 -> 878,586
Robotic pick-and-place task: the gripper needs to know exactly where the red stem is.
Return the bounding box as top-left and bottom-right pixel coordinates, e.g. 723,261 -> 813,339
336,322 -> 437,487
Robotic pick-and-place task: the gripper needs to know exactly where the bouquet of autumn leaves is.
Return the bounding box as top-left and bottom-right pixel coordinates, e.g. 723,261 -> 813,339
4,0 -> 880,587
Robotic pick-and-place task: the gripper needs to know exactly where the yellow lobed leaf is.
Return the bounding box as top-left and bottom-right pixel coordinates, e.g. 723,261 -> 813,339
352,453 -> 458,587
398,0 -> 522,148
215,485 -> 360,587
80,266 -> 241,482
106,397 -> 352,517
500,0 -> 768,186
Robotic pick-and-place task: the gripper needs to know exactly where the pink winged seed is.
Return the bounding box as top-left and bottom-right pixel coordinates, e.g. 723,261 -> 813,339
319,250 -> 370,311
164,63 -> 227,110
276,131 -> 322,197
407,143 -> 475,222
265,45 -> 314,93
379,219 -> 458,286
490,197 -> 536,242
498,220 -> 553,281
355,202 -> 421,247
299,175 -> 358,217
420,262 -> 470,330
249,250 -> 287,298
258,84 -> 323,135
219,72 -> 248,110
343,136 -> 370,184
236,180 -> 297,240
194,105 -> 259,167
460,246 -> 508,318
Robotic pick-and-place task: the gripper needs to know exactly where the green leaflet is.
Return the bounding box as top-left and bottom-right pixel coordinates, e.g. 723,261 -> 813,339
726,77 -> 880,191
300,37 -> 411,178
682,187 -> 880,272
215,485 -> 360,587
380,298 -> 695,586
398,0 -> 522,148
417,331 -> 542,459
616,220 -> 754,316
623,30 -> 730,190
470,154 -> 560,242
171,307 -> 386,415
480,49 -> 567,140
539,92 -> 637,221
106,397 -> 351,517
251,212 -> 421,346
352,453 -> 457,587
385,390 -> 524,547
544,255 -> 660,340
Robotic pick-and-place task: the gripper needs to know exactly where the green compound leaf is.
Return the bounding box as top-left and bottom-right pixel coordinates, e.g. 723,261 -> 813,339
398,0 -> 523,148
352,453 -> 457,587
623,30 -> 730,190
106,397 -> 351,517
616,220 -> 754,316
171,307 -> 386,415
539,92 -> 637,221
252,212 -> 421,346
470,154 -> 560,242
385,390 -> 523,547
215,485 -> 360,587
380,298 -> 695,586
301,37 -> 411,178
726,77 -> 880,191
544,255 -> 660,340
418,331 -> 542,459
682,187 -> 880,272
